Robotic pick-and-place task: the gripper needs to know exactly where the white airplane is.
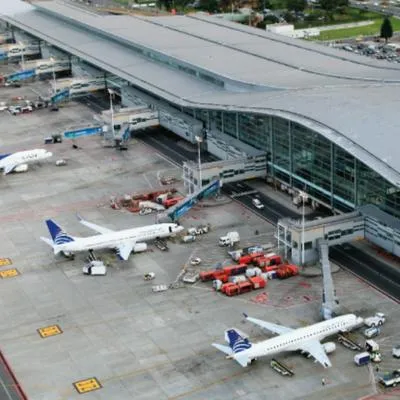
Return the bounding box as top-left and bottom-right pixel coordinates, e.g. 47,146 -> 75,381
40,215 -> 184,260
0,148 -> 53,175
212,313 -> 363,368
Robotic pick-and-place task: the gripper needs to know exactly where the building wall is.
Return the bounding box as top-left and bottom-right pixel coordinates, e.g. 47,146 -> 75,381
183,108 -> 400,218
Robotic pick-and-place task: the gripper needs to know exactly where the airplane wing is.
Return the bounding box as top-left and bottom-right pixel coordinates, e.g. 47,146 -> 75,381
297,339 -> 332,368
244,314 -> 294,335
77,215 -> 115,234
116,241 -> 135,261
3,163 -> 16,175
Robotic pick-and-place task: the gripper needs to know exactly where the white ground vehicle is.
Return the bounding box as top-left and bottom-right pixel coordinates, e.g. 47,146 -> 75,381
392,345 -> 400,358
139,208 -> 153,216
364,313 -> 386,327
181,235 -> 196,243
190,257 -> 201,266
188,225 -> 209,236
365,340 -> 379,353
379,370 -> 400,387
219,231 -> 240,247
0,102 -> 8,111
364,326 -> 380,339
82,260 -> 107,276
144,272 -> 155,280
252,198 -> 264,209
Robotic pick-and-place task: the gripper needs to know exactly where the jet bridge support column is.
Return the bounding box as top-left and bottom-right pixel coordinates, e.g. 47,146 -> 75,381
318,239 -> 339,320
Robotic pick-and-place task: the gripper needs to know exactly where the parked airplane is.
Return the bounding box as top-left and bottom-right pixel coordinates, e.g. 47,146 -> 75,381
40,215 -> 184,260
212,313 -> 363,368
0,148 -> 53,175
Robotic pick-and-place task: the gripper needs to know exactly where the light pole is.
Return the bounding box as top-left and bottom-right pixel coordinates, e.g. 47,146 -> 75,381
19,41 -> 25,70
195,135 -> 202,190
50,56 -> 57,94
108,88 -> 115,137
299,190 -> 308,266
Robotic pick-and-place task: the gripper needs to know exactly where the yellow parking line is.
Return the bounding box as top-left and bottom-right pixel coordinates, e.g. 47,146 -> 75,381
73,378 -> 102,394
37,325 -> 63,338
0,258 -> 12,267
0,268 -> 19,278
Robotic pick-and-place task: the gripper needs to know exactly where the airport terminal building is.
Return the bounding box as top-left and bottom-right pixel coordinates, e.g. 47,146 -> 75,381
2,0 -> 400,218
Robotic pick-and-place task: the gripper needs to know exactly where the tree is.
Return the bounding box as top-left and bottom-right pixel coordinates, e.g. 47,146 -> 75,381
319,0 -> 348,12
380,17 -> 393,43
286,0 -> 307,12
198,0 -> 218,12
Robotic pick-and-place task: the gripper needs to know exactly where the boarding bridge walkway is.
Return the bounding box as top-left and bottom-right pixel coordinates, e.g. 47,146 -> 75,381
318,239 -> 339,320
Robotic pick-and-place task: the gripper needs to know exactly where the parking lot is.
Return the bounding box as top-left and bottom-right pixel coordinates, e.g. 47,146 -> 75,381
331,39 -> 400,63
0,87 -> 399,399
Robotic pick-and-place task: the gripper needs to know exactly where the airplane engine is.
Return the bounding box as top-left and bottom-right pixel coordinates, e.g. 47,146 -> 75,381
133,243 -> 147,253
323,342 -> 336,354
14,164 -> 29,173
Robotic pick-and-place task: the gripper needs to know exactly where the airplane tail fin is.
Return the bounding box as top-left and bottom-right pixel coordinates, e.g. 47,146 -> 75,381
225,328 -> 252,354
212,328 -> 253,367
45,219 -> 75,245
0,153 -> 11,161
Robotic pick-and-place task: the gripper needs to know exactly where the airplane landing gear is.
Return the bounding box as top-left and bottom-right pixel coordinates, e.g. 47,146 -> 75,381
87,249 -> 97,262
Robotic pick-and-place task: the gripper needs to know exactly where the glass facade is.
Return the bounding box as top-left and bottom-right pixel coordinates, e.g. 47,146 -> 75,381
194,108 -> 400,218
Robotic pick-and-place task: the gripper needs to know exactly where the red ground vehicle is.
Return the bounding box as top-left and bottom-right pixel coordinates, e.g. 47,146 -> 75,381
221,276 -> 266,296
275,264 -> 299,279
222,264 -> 247,276
200,269 -> 228,282
254,254 -> 282,268
163,196 -> 184,208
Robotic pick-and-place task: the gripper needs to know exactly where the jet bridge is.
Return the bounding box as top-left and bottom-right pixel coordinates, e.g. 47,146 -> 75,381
318,239 -> 339,320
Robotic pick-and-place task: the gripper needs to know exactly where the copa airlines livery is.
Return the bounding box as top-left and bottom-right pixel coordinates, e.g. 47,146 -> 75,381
0,148 -> 53,175
213,313 -> 363,368
40,215 -> 184,260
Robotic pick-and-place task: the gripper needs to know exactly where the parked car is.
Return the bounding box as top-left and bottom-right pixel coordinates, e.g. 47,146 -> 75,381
364,312 -> 386,327
364,326 -> 381,339
252,198 -> 264,209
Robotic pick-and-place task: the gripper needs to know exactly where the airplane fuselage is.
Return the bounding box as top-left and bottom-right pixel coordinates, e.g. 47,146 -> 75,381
0,149 -> 53,172
56,223 -> 177,253
244,314 -> 359,360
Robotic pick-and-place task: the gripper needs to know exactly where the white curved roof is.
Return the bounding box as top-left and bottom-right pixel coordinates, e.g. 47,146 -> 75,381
2,0 -> 400,186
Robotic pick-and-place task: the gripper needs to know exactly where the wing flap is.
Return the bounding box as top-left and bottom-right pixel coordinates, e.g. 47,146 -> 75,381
296,339 -> 332,368
77,215 -> 115,234
244,315 -> 294,335
3,163 -> 16,175
116,241 -> 135,261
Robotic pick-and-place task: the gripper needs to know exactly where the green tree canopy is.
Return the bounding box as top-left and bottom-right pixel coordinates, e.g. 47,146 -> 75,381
319,0 -> 348,12
380,17 -> 393,43
286,0 -> 307,12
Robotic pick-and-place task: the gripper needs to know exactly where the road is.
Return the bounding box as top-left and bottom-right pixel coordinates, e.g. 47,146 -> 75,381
350,1 -> 400,18
136,127 -> 400,303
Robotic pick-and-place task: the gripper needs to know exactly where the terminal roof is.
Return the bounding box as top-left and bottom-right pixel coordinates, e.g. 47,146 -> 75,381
2,0 -> 400,186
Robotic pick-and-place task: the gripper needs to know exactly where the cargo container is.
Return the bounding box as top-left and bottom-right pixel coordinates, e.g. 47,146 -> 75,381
223,264 -> 247,276
228,275 -> 248,284
245,267 -> 262,278
248,276 -> 266,289
237,281 -> 253,294
276,264 -> 299,279
200,269 -> 228,282
238,254 -> 253,265
254,254 -> 282,268
354,352 -> 371,366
